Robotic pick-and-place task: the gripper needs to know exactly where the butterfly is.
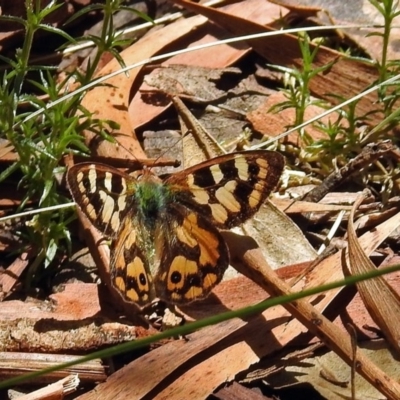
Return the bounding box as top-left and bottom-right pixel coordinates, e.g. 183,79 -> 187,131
66,150 -> 284,309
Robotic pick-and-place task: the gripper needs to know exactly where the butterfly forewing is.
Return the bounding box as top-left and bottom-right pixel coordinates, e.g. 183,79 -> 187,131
165,151 -> 284,228
67,163 -> 135,237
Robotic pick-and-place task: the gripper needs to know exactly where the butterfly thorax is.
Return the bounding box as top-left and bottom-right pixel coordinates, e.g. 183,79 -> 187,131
134,173 -> 174,231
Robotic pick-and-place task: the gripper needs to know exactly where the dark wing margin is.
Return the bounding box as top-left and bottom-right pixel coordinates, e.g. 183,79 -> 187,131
164,151 -> 284,228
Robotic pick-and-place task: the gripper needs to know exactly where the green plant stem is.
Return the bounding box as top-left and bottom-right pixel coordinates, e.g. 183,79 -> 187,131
14,0 -> 37,95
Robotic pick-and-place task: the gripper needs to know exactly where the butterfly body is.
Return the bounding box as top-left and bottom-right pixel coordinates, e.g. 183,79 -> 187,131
67,151 -> 284,309
131,173 -> 173,230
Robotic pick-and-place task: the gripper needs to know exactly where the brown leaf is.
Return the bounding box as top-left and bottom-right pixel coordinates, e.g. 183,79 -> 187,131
173,0 -> 383,125
247,91 -> 348,144
273,198 -> 352,214
346,192 -> 400,354
275,0 -> 400,62
0,252 -> 30,298
129,0 -> 280,130
238,201 -> 316,270
335,271 -> 400,341
265,339 -> 400,400
80,14 -> 209,158
214,381 -> 269,400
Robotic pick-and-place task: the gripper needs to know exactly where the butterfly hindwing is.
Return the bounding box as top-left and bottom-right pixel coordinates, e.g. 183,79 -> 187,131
154,204 -> 229,304
67,163 -> 135,237
111,216 -> 155,306
165,151 -> 284,228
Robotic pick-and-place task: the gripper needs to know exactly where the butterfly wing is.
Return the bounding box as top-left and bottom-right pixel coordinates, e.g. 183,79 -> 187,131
164,150 -> 284,229
110,215 -> 156,306
67,163 -> 136,237
154,204 -> 229,304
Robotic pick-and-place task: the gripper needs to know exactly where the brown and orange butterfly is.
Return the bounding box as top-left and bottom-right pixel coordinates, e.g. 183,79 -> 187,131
67,151 -> 284,308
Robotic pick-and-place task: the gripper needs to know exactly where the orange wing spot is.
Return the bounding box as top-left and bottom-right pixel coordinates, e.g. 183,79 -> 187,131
256,158 -> 269,179
198,232 -> 220,267
110,212 -> 121,232
202,272 -> 218,290
77,177 -> 86,195
185,286 -> 203,300
127,289 -> 140,302
113,249 -> 125,271
176,224 -> 197,248
117,195 -> 127,211
184,213 -> 220,267
254,182 -> 265,191
127,257 -> 148,291
104,171 -> 113,191
124,227 -> 136,248
114,276 -> 126,292
193,188 -> 210,205
187,175 -> 210,204
249,189 -> 262,208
